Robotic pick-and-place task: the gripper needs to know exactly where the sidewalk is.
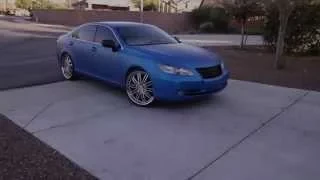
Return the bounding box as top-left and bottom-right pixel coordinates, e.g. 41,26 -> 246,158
177,34 -> 263,46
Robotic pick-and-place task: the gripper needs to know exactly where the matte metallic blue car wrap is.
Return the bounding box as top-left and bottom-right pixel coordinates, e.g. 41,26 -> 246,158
57,22 -> 229,106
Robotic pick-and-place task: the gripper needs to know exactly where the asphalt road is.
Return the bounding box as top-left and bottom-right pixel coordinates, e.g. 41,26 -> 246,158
0,16 -> 69,90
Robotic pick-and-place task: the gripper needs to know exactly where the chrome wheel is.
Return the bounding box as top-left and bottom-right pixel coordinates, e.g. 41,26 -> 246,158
61,55 -> 74,80
126,70 -> 154,106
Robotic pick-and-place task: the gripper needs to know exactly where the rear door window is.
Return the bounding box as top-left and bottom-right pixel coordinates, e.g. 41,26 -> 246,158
78,25 -> 96,42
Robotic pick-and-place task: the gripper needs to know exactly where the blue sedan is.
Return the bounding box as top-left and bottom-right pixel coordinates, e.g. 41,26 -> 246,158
56,22 -> 229,106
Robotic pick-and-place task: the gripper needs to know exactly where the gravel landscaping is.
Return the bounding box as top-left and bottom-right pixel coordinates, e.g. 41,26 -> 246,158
208,46 -> 320,92
0,114 -> 98,180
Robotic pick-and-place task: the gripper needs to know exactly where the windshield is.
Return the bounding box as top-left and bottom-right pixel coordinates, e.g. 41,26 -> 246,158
115,25 -> 177,46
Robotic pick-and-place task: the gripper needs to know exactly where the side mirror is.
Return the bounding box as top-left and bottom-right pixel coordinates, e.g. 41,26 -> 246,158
174,36 -> 181,43
102,40 -> 119,52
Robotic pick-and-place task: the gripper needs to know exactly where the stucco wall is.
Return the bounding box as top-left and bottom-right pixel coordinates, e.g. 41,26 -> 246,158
32,10 -> 193,33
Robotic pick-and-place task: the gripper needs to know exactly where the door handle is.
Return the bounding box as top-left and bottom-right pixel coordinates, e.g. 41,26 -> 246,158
68,41 -> 74,46
91,46 -> 97,52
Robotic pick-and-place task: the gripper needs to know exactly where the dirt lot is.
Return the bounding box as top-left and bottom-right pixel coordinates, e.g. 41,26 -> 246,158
208,46 -> 320,92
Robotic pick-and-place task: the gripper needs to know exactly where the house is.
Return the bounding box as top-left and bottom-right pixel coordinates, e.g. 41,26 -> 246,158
0,0 -> 134,11
72,0 -> 141,10
159,0 -> 201,13
0,0 -> 17,11
0,0 -> 70,11
72,0 -> 129,10
1,0 -> 201,13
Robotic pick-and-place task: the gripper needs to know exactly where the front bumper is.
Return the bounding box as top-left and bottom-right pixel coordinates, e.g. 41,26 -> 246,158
152,70 -> 229,101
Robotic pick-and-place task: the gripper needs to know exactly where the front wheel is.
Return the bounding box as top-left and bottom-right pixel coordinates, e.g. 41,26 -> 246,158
126,70 -> 155,107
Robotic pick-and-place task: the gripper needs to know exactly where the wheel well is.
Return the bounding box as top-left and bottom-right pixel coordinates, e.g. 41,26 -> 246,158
60,52 -> 69,60
59,52 -> 69,65
126,66 -> 145,77
124,66 -> 145,84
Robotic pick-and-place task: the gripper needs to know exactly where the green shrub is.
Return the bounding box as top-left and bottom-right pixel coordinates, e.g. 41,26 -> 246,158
132,0 -> 158,11
199,22 -> 215,33
15,0 -> 32,10
191,6 -> 212,27
191,6 -> 230,33
31,0 -> 66,9
263,3 -> 320,55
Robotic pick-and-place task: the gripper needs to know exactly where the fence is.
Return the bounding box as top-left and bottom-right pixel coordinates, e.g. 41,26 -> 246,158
32,10 -> 193,34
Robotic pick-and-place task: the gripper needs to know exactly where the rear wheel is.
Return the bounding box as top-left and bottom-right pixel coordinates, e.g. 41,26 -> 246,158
126,70 -> 155,106
61,54 -> 76,80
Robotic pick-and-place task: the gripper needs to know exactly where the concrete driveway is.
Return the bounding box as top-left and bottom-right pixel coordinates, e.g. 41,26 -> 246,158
0,79 -> 319,180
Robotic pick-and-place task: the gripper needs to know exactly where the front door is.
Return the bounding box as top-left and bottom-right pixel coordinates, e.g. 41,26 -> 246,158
91,26 -> 120,83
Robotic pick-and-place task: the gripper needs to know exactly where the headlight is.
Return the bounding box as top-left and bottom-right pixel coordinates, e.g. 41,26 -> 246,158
159,64 -> 194,76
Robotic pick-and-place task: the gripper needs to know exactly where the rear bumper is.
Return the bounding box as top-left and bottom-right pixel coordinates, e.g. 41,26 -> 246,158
152,71 -> 229,101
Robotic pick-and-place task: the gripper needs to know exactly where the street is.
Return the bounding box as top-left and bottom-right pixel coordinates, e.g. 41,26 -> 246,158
0,16 -> 70,90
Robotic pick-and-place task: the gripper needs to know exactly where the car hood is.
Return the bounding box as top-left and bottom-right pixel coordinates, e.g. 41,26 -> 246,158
130,43 -> 221,68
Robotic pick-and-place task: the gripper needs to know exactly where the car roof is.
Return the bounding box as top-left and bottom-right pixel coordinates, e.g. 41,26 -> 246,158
93,21 -> 154,28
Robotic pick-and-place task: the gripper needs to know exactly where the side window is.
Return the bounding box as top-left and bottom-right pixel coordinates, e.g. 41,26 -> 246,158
94,26 -> 115,44
71,30 -> 79,39
78,25 -> 96,42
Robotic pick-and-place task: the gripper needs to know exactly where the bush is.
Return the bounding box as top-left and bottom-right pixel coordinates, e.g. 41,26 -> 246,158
31,0 -> 66,9
15,0 -> 32,10
191,6 -> 230,33
199,22 -> 215,33
263,3 -> 320,55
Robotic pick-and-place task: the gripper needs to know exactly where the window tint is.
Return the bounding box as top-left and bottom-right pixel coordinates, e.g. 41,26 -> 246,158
94,26 -> 115,44
115,25 -> 177,46
71,30 -> 79,39
78,25 -> 96,42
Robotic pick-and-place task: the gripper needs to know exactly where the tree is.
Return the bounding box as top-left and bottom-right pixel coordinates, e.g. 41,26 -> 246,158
271,0 -> 307,69
223,0 -> 263,48
272,0 -> 295,69
132,0 -> 159,11
263,2 -> 320,55
15,0 -> 32,10
31,0 -> 65,9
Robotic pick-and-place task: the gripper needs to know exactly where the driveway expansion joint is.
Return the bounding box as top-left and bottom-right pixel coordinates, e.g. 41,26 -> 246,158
31,103 -> 133,135
185,91 -> 310,180
23,102 -> 54,129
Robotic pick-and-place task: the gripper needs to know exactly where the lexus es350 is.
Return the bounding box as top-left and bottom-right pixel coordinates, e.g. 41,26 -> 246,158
56,22 -> 229,106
